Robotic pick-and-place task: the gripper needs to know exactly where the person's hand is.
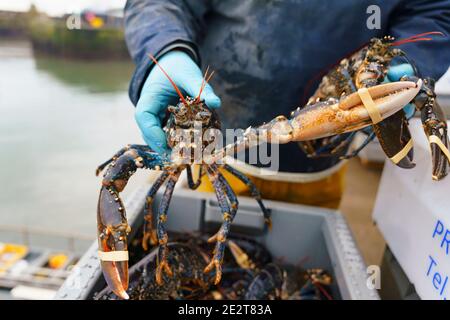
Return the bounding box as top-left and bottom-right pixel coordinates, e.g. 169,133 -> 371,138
386,63 -> 415,118
135,51 -> 221,156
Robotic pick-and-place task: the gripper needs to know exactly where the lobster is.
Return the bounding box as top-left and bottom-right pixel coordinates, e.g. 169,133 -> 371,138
96,52 -> 421,298
224,240 -> 333,300
297,32 -> 450,180
241,264 -> 331,300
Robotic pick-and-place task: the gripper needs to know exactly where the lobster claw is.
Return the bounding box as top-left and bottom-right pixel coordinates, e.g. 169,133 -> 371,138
372,110 -> 416,169
97,186 -> 131,300
287,80 -> 423,141
99,255 -> 129,300
341,80 -> 422,169
338,80 -> 423,120
418,78 -> 450,180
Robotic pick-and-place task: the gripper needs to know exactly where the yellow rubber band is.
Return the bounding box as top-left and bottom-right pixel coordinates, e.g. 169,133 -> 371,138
429,135 -> 450,162
98,250 -> 129,262
358,87 -> 383,124
390,139 -> 413,164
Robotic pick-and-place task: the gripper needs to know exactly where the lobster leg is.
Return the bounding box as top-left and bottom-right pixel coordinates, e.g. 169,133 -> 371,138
205,166 -> 242,268
303,132 -> 356,158
142,171 -> 169,250
223,164 -> 272,229
186,165 -> 203,190
325,132 -> 356,157
201,165 -> 240,255
215,166 -> 239,216
227,240 -> 257,270
340,131 -> 376,160
204,165 -> 237,285
155,170 -> 181,285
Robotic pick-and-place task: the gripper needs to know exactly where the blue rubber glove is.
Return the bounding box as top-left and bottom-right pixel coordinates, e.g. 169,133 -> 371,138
135,51 -> 221,156
386,63 -> 416,118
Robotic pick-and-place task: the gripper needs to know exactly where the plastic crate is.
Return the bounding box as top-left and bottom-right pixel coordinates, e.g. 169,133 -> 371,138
55,184 -> 379,300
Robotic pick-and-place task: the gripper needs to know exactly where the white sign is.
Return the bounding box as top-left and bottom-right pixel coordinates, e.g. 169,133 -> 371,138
373,118 -> 450,300
436,67 -> 450,96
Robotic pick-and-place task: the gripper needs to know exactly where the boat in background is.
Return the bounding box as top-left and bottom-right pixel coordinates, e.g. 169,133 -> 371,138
0,225 -> 89,300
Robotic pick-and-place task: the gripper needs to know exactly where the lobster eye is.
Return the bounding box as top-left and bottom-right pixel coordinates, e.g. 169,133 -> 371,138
179,107 -> 188,116
195,111 -> 211,122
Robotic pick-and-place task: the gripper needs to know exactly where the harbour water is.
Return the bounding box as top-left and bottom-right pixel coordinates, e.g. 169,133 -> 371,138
0,40 -> 149,247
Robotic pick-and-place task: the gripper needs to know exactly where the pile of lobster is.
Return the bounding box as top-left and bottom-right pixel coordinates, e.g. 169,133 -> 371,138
95,33 -> 449,299
95,232 -> 333,300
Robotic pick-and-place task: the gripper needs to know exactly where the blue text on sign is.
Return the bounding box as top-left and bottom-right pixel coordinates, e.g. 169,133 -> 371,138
432,219 -> 450,255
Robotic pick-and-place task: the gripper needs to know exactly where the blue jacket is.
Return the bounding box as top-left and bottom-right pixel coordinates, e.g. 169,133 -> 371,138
124,0 -> 450,173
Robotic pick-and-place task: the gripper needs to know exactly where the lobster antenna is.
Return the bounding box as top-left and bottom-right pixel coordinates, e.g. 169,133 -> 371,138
392,31 -> 445,46
195,65 -> 210,103
148,54 -> 188,106
399,31 -> 444,40
393,38 -> 432,46
314,282 -> 333,300
195,67 -> 216,104
206,70 -> 215,83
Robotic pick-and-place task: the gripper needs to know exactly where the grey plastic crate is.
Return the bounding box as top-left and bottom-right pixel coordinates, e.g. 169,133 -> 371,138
55,184 -> 379,300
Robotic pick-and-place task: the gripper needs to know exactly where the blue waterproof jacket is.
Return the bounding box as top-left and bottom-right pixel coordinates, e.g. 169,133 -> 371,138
124,0 -> 450,173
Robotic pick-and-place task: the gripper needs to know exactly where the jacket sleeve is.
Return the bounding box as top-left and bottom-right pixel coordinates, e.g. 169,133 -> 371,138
124,0 -> 210,105
388,0 -> 450,80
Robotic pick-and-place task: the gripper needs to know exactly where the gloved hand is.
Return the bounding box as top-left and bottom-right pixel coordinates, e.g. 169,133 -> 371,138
386,63 -> 416,118
135,51 -> 221,156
